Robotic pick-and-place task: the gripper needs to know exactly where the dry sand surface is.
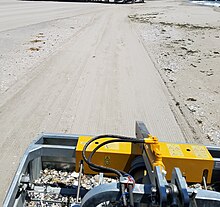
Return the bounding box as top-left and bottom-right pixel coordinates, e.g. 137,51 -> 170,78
129,0 -> 220,145
0,0 -> 219,204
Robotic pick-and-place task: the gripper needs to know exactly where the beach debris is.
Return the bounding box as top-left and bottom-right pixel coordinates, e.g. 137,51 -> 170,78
188,38 -> 194,42
128,8 -> 220,146
186,49 -> 199,54
180,46 -> 188,50
29,47 -> 40,51
186,104 -> 199,113
186,97 -> 197,102
190,63 -> 197,67
199,69 -> 214,76
163,67 -> 173,73
25,169 -> 117,206
206,71 -> 214,76
175,101 -> 180,106
34,169 -> 116,189
196,119 -> 203,124
30,39 -> 43,43
36,32 -> 45,38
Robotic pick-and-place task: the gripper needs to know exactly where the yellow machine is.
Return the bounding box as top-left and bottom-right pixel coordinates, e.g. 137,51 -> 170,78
76,136 -> 140,174
76,134 -> 214,184
4,121 -> 220,207
72,121 -> 220,206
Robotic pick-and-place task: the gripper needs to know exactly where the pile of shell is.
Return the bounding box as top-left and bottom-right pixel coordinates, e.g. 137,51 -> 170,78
189,183 -> 214,191
34,169 -> 80,187
25,169 -> 116,206
34,168 -> 116,190
26,191 -> 72,207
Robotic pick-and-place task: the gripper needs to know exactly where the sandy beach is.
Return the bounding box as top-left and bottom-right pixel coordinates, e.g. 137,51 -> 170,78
0,0 -> 220,203
129,0 -> 220,145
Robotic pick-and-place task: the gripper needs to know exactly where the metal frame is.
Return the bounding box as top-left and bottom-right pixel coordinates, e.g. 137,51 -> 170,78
80,182 -> 148,207
79,167 -> 220,207
3,123 -> 220,207
3,133 -> 79,207
206,146 -> 220,183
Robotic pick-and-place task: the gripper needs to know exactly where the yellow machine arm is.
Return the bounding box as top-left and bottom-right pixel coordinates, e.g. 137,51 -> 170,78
76,125 -> 213,184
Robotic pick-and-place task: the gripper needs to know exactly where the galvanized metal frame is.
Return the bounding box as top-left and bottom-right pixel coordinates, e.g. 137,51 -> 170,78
79,167 -> 220,207
80,182 -> 149,207
3,133 -> 79,207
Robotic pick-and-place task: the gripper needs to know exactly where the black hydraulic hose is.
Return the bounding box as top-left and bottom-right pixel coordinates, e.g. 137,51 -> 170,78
82,135 -> 145,207
83,135 -> 135,177
82,135 -> 145,177
88,138 -> 145,164
87,138 -> 128,175
87,138 -> 145,176
82,135 -> 125,177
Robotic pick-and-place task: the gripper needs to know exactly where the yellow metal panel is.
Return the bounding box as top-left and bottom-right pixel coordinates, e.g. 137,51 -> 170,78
166,144 -> 184,157
157,142 -> 214,183
76,136 -> 139,175
76,136 -> 132,153
76,135 -> 214,183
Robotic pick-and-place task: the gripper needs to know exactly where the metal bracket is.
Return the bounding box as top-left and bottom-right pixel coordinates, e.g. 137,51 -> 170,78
154,166 -> 168,207
171,168 -> 190,207
135,121 -> 150,139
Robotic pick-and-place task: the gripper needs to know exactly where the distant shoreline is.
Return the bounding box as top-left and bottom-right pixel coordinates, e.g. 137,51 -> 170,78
191,0 -> 220,7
